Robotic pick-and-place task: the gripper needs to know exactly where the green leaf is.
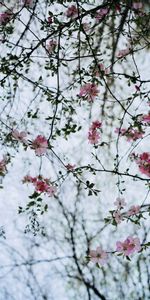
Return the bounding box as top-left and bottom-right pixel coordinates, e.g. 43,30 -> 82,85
27,201 -> 35,207
29,192 -> 39,199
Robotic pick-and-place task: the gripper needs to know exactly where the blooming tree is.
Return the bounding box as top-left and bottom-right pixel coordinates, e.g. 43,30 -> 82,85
0,0 -> 150,298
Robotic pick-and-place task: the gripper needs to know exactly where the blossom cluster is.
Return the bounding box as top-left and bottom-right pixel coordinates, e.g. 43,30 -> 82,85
95,8 -> 109,21
115,127 -> 144,141
116,47 -> 131,58
140,112 -> 150,125
116,236 -> 141,256
46,40 -> 57,53
89,236 -> 141,266
30,135 -> 48,156
88,120 -> 102,144
95,63 -> 110,76
12,130 -> 48,156
112,197 -> 140,225
23,175 -> 56,197
136,152 -> 150,177
0,12 -> 12,25
79,83 -> 99,102
130,152 -> 150,177
65,5 -> 78,18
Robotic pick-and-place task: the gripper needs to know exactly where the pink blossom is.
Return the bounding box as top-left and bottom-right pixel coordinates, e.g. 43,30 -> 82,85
115,128 -> 126,135
113,210 -> 123,224
22,0 -> 33,7
115,127 -> 144,141
88,130 -> 100,145
34,179 -> 56,196
132,2 -> 143,10
66,164 -> 76,171
65,5 -> 78,18
0,12 -> 12,25
47,16 -> 53,24
114,197 -> 126,209
88,120 -> 102,144
127,205 -> 140,216
95,8 -> 109,21
12,130 -> 27,144
47,40 -> 57,53
0,158 -> 7,175
23,175 -> 56,197
116,236 -> 141,256
89,247 -> 107,265
31,135 -> 48,156
137,152 -> 150,177
34,178 -> 56,196
79,83 -> 99,102
90,120 -> 102,131
95,63 -> 110,76
46,185 -> 57,197
22,175 -> 37,183
116,48 -> 130,58
82,22 -> 90,32
141,113 -> 150,124
34,180 -> 49,193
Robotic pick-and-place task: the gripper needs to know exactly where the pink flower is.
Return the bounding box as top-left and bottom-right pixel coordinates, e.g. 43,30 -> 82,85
95,63 -> 110,76
31,135 -> 48,156
35,179 -> 56,196
88,120 -> 102,144
0,12 -> 12,25
23,175 -> 56,197
0,158 -> 7,175
47,16 -> 53,24
22,175 -> 36,183
65,5 -> 78,18
90,120 -> 102,131
47,40 -> 57,53
34,179 -> 56,196
141,113 -> 150,124
115,127 -> 144,141
12,130 -> 27,144
46,185 -> 57,197
113,210 -> 123,224
95,8 -> 109,21
34,180 -> 49,193
127,205 -> 140,216
114,197 -> 126,209
66,164 -> 76,171
82,22 -> 90,32
137,152 -> 150,177
115,128 -> 126,135
88,130 -> 100,145
22,0 -> 33,7
89,247 -> 107,265
116,47 -> 130,58
132,2 -> 143,10
116,236 -> 141,256
79,83 -> 99,102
